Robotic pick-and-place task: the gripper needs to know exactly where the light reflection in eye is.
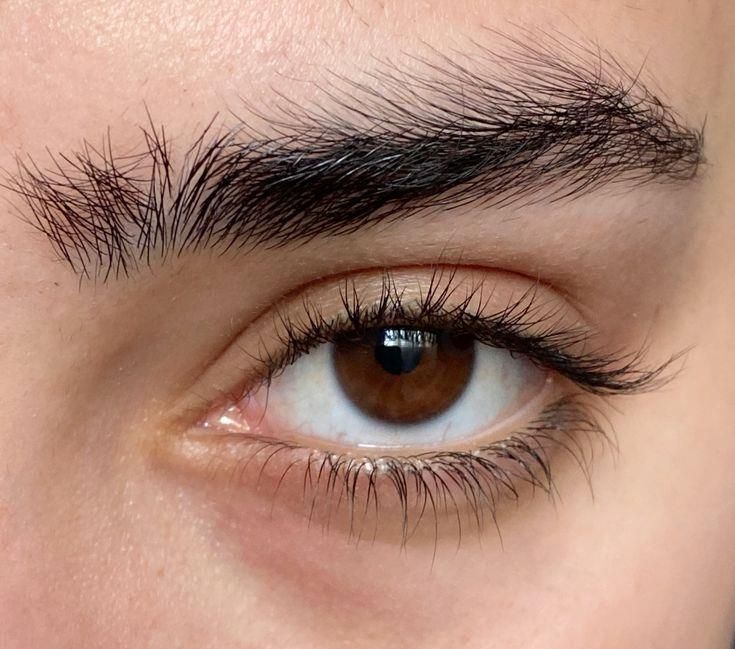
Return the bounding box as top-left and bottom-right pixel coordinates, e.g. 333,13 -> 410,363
214,326 -> 551,450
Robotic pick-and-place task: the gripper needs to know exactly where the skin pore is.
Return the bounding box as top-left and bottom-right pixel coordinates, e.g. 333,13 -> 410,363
1,1 -> 734,648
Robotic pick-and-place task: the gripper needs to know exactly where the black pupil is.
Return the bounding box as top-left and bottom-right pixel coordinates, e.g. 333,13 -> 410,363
373,329 -> 437,375
332,326 -> 476,425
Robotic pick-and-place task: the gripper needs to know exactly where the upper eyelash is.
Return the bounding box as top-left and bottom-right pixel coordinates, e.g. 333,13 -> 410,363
249,267 -> 676,396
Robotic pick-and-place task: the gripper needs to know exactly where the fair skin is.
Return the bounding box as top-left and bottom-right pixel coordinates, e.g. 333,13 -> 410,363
1,1 -> 734,647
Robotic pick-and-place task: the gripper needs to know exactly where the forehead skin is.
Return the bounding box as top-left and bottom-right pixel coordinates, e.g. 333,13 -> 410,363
0,0 -> 725,151
0,2 -> 734,649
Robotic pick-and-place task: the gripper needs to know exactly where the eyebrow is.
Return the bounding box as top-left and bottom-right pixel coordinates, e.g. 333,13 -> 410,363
2,34 -> 703,280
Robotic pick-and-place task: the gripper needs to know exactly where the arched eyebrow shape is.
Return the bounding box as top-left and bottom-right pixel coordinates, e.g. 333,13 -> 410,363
2,33 -> 703,281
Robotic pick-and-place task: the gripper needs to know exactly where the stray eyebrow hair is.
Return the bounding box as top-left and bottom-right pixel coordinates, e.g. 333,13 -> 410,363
3,32 -> 703,280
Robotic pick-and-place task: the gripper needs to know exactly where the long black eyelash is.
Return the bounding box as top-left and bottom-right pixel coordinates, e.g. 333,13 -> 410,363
221,395 -> 613,551
252,267 -> 677,396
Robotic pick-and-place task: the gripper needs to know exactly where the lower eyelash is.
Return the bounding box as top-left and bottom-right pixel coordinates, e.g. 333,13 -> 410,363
199,394 -> 613,550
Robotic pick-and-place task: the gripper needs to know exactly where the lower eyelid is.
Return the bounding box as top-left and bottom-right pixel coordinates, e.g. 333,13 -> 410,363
155,394 -> 611,547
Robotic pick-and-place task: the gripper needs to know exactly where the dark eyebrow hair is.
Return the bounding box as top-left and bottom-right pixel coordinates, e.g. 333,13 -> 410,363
2,33 -> 703,280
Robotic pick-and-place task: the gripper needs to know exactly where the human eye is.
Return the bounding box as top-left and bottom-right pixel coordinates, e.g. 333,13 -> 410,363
158,265 -> 671,547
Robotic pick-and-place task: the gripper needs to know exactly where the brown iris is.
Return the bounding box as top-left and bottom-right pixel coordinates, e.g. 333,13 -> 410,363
332,327 -> 475,424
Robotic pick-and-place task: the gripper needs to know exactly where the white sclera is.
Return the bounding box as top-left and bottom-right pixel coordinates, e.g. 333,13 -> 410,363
253,341 -> 545,450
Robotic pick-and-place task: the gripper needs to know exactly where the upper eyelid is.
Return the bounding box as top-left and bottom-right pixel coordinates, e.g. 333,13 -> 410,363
243,269 -> 675,398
